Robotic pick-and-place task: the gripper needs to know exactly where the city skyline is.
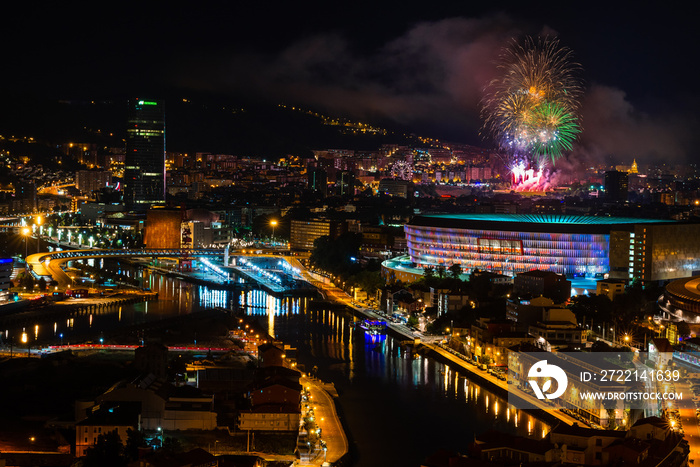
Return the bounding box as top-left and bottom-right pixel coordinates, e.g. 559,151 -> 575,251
2,4 -> 700,463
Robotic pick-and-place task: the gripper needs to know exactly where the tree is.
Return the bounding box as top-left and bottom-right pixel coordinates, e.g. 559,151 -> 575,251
591,340 -> 614,352
569,294 -> 614,324
603,400 -> 618,430
612,283 -> 646,323
160,437 -> 183,455
618,346 -> 634,365
124,429 -> 147,462
449,263 -> 462,279
468,270 -> 494,300
436,265 -> 446,279
423,265 -> 435,279
677,321 -> 691,339
353,270 -> 384,297
309,232 -> 363,277
21,273 -> 34,290
83,430 -> 126,467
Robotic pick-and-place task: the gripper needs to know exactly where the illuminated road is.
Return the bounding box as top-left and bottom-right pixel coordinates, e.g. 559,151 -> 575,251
26,247 -> 225,288
424,342 -> 579,428
299,375 -> 348,465
673,380 -> 700,464
297,268 -> 421,342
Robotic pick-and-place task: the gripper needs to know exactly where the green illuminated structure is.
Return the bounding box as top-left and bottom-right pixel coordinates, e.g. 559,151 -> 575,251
124,99 -> 166,209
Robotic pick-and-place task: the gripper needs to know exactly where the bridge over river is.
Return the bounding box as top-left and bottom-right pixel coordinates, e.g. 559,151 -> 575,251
24,247 -> 313,292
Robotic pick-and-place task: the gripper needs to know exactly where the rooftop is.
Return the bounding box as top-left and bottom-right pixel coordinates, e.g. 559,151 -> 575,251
551,422 -> 626,439
408,213 -> 677,235
418,214 -> 673,225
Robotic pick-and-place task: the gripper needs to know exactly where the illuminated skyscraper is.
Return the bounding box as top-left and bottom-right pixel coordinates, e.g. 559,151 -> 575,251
124,99 -> 165,209
308,167 -> 327,196
337,170 -> 355,197
604,170 -> 629,203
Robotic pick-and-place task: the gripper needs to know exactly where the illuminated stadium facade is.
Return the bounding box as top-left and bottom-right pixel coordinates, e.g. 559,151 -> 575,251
402,214 -> 700,282
664,276 -> 700,319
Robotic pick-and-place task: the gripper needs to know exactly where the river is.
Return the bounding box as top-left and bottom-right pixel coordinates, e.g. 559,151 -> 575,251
3,261 -> 550,466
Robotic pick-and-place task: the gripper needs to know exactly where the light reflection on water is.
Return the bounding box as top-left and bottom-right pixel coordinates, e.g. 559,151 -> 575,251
1,265 -> 550,465
258,301 -> 550,466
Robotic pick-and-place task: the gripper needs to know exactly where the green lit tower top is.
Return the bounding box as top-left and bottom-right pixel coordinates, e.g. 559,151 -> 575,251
124,99 -> 166,209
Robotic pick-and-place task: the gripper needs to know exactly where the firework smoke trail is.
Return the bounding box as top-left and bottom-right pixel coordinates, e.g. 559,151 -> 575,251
481,36 -> 583,189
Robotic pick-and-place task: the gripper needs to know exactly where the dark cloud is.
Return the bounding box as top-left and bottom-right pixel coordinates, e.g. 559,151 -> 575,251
575,84 -> 694,164
126,12 -> 697,164
174,16 -> 521,139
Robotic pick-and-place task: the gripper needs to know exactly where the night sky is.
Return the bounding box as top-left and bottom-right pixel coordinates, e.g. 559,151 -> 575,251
2,2 -> 698,164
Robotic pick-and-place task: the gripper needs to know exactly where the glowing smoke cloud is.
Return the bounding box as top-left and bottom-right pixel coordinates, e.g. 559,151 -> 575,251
481,36 -> 583,190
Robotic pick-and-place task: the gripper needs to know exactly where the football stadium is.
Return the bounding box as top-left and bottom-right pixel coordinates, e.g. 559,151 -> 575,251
386,214 -> 700,283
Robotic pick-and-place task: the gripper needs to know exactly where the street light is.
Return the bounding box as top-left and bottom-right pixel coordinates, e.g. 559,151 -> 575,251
270,220 -> 278,245
35,216 -> 43,253
21,227 -> 31,259
21,331 -> 29,358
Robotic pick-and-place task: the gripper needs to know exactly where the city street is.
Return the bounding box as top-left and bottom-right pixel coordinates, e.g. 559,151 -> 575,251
424,342 -> 580,427
300,268 -> 421,342
299,375 -> 348,466
673,380 -> 700,463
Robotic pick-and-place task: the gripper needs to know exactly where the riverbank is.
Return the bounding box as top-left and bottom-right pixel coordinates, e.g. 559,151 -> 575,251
0,291 -> 158,329
234,310 -> 350,466
300,375 -> 350,466
420,342 -> 578,428
144,261 -> 577,438
37,254 -> 565,463
298,271 -> 577,437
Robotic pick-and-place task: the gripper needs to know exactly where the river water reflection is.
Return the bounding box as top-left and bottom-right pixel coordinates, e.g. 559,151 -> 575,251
4,264 -> 550,466
253,298 -> 550,466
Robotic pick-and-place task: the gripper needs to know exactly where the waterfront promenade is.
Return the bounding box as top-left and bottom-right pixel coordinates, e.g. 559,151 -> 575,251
23,247 -> 574,443
301,269 -> 422,342
298,268 -> 579,430
299,375 -> 349,466
672,379 -> 700,463
423,342 -> 579,427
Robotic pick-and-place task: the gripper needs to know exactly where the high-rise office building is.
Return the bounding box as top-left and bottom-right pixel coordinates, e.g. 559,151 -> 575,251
337,170 -> 355,197
290,219 -> 346,250
124,99 -> 166,209
75,170 -> 112,195
13,180 -> 37,212
604,170 -> 629,203
308,168 -> 327,197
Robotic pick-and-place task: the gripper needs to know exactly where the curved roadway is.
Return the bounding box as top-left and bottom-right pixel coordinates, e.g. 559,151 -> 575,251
26,248 -> 224,288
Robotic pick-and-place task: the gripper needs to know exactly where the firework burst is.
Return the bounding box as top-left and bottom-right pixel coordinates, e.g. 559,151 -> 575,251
481,36 -> 583,182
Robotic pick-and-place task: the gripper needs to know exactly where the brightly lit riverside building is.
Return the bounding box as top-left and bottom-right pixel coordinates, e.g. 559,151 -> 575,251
400,214 -> 700,283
